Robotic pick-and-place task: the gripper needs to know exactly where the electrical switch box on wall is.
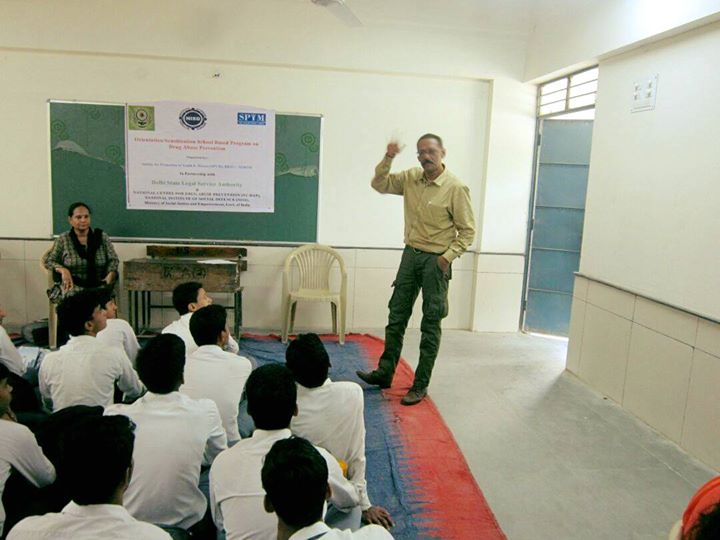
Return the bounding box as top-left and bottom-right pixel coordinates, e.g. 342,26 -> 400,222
631,74 -> 659,112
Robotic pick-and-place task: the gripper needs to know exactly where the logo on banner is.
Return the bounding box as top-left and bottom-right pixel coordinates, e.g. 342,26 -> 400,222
128,106 -> 155,130
237,112 -> 267,126
179,108 -> 207,130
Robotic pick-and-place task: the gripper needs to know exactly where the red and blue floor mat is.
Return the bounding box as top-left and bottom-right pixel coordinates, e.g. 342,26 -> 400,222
239,333 -> 506,540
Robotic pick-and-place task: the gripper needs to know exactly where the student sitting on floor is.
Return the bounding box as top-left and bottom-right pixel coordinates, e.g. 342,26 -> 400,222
96,289 -> 140,364
210,364 -> 359,540
180,304 -> 252,446
286,334 -> 393,529
0,364 -> 56,537
0,305 -> 25,378
669,476 -> 720,540
39,289 -> 143,412
105,334 -> 226,539
162,282 -> 239,356
7,415 -> 170,539
262,437 -> 394,540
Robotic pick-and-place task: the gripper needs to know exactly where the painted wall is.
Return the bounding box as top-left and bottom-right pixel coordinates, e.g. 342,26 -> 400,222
0,0 -> 537,332
580,21 -> 720,320
525,0 -> 720,81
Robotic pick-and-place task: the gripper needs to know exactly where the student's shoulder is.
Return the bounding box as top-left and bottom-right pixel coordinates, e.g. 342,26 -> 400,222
0,417 -> 36,441
332,380 -> 364,398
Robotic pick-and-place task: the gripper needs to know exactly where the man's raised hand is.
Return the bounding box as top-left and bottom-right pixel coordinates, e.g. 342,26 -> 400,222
386,141 -> 405,159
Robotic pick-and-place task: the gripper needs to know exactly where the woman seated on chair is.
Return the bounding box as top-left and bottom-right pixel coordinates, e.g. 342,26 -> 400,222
42,202 -> 119,303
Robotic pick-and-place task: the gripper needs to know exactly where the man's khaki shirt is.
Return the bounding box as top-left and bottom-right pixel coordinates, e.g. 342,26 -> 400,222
371,156 -> 475,262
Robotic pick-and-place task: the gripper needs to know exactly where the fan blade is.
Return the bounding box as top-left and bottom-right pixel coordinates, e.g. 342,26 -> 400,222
315,0 -> 362,27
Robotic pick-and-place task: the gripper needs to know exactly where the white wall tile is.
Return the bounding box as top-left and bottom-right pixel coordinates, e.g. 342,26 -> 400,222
573,275 -> 589,300
623,324 -> 693,443
566,297 -> 586,375
352,267 -> 397,329
0,240 -> 25,260
681,349 -> 720,470
25,260 -> 50,322
586,281 -> 636,319
476,253 -> 525,274
245,246 -> 294,267
354,249 -> 403,270
577,304 -> 632,403
444,270 -> 474,329
0,260 -> 27,324
472,272 -> 523,332
24,240 -> 54,262
634,296 -> 698,346
696,318 -> 720,358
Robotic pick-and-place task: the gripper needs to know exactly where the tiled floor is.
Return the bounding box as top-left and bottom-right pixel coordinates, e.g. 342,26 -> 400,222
363,329 -> 716,540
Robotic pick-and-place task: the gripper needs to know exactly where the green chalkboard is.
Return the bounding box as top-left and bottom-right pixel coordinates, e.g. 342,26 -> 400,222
49,102 -> 320,242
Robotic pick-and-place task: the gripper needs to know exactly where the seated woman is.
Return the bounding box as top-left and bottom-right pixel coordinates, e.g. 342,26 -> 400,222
42,202 -> 119,303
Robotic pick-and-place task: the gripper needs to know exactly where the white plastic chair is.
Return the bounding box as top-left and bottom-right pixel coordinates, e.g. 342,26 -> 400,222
281,244 -> 347,344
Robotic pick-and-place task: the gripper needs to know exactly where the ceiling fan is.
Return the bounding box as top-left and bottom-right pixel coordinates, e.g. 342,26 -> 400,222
311,0 -> 362,27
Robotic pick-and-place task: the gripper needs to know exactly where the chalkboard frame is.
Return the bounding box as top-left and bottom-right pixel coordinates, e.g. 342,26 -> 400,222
49,101 -> 321,243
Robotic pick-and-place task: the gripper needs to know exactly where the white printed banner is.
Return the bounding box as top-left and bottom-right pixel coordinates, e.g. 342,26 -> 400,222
125,101 -> 275,212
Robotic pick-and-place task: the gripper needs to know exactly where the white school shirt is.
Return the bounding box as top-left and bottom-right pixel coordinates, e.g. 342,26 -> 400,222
39,335 -> 144,412
289,521 -> 394,540
105,392 -> 227,529
291,379 -> 371,509
6,501 -> 171,540
162,313 -> 239,356
180,345 -> 252,446
209,428 -> 359,540
0,420 -> 56,536
0,325 -> 25,376
96,318 -> 140,364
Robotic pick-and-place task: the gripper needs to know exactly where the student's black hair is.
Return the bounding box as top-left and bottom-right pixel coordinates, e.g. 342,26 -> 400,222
285,333 -> 330,389
56,289 -> 103,337
135,334 -> 185,394
0,363 -> 10,383
189,304 -> 227,347
67,201 -> 92,217
94,285 -> 116,310
246,364 -> 296,430
172,282 -> 203,315
688,502 -> 720,540
59,415 -> 135,505
417,133 -> 444,148
261,437 -> 328,529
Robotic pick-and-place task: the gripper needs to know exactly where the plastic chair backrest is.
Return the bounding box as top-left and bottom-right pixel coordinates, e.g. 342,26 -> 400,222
284,244 -> 345,293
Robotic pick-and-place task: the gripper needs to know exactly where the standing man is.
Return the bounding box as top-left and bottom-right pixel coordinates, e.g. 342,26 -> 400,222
357,134 -> 475,406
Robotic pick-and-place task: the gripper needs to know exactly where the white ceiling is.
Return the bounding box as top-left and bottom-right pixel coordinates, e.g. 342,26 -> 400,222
302,0 -> 538,37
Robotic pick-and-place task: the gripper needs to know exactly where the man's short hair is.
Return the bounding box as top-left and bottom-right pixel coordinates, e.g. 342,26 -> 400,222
285,333 -> 330,388
56,289 -> 102,337
94,285 -> 116,310
59,415 -> 135,505
246,364 -> 296,430
417,133 -> 444,148
172,282 -> 203,315
691,502 -> 720,539
189,304 -> 227,347
136,334 -> 185,394
261,437 -> 328,529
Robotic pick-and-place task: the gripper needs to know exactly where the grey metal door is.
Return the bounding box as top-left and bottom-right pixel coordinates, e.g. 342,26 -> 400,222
523,119 -> 593,336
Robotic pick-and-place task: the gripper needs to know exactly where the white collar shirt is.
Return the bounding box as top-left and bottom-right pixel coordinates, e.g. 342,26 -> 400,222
162,313 -> 239,356
289,521 -> 394,540
0,325 -> 25,376
6,501 -> 171,540
291,379 -> 370,509
39,335 -> 144,412
0,420 -> 56,536
210,428 -> 359,540
180,345 -> 252,446
96,318 -> 140,364
105,392 -> 227,529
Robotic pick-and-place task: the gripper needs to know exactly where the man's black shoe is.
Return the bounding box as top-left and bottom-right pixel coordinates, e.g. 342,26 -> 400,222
400,387 -> 427,406
356,370 -> 391,389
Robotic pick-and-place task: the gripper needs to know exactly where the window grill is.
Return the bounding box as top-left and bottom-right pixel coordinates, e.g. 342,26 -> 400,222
538,67 -> 599,118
